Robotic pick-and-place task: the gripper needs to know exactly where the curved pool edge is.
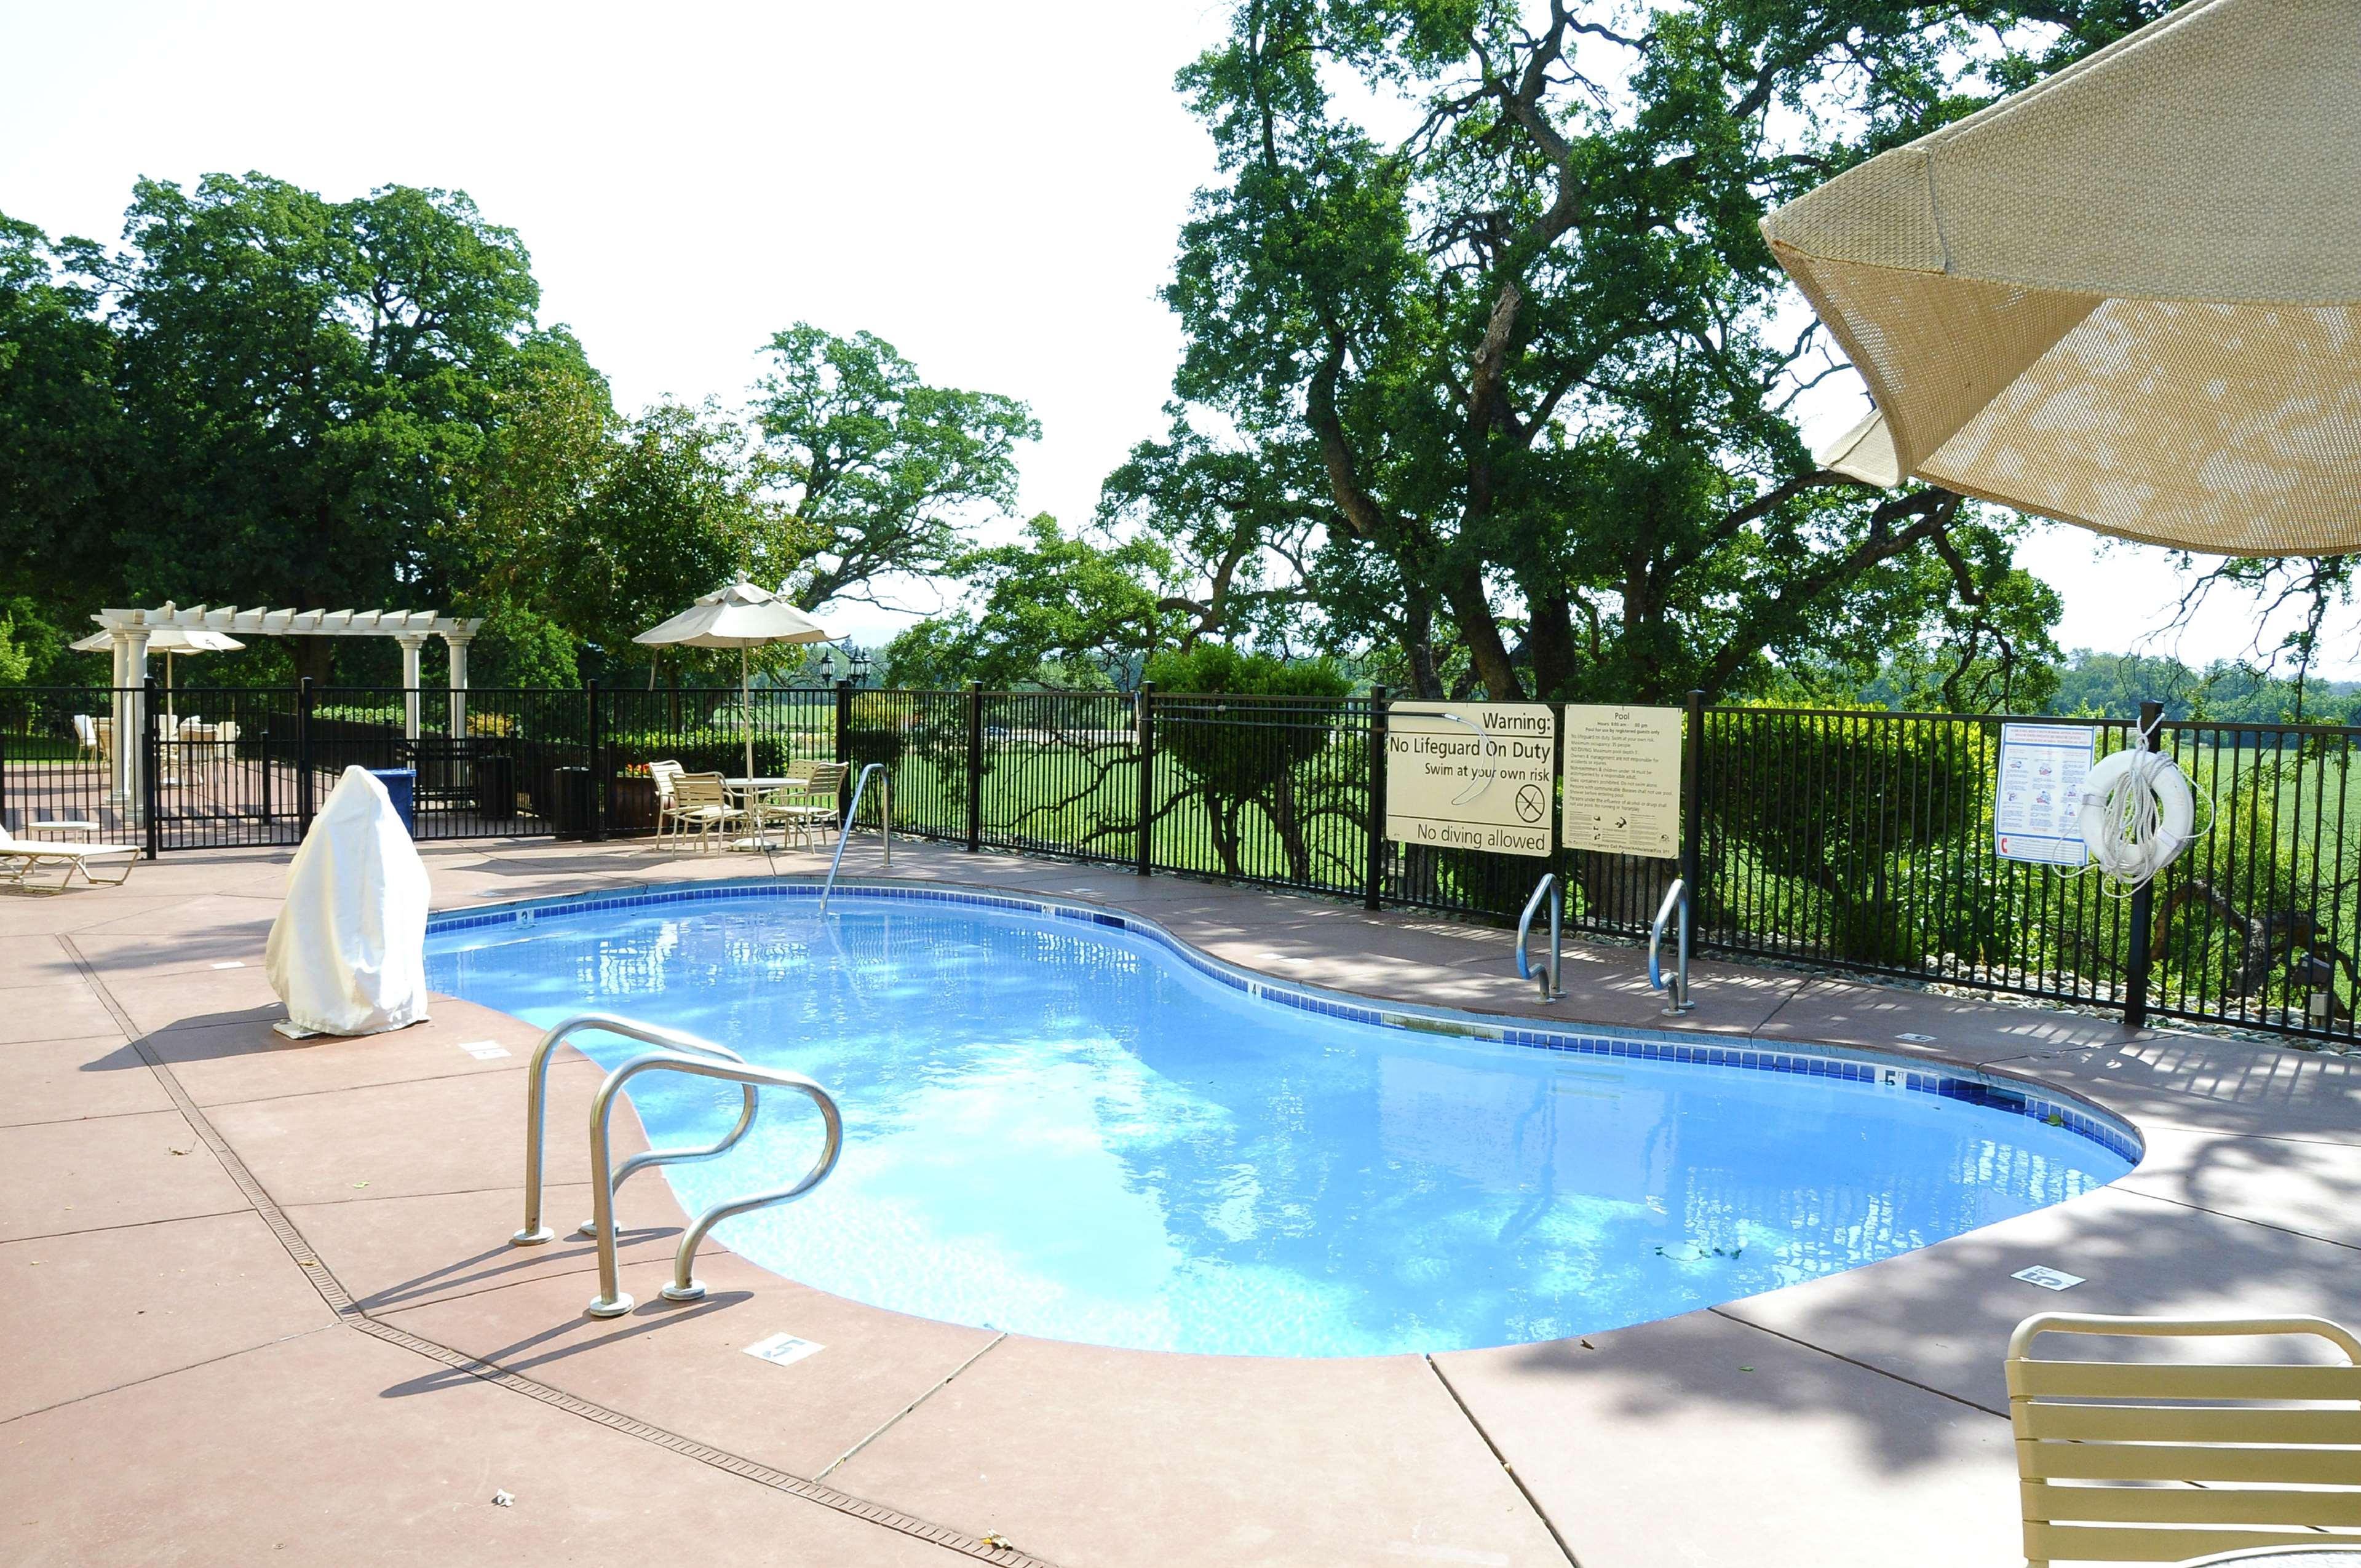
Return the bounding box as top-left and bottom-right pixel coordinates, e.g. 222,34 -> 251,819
426,873 -> 2146,1178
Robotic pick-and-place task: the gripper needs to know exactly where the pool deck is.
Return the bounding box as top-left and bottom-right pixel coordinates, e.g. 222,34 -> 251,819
6,833 -> 2358,1567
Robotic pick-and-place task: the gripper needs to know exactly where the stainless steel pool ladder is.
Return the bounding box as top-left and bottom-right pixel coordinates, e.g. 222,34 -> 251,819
1649,878 -> 1694,1015
817,762 -> 892,913
509,1012 -> 844,1320
1516,873 -> 1564,1002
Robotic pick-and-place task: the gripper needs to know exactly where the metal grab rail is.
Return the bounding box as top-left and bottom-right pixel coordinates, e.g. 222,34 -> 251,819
586,1051 -> 842,1318
1515,873 -> 1564,1002
510,1012 -> 758,1248
1649,877 -> 1694,1015
817,762 -> 891,913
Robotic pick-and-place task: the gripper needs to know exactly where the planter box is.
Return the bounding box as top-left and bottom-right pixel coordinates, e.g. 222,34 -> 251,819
608,775 -> 659,834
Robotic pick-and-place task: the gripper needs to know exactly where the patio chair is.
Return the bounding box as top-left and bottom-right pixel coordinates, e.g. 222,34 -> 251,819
663,771 -> 744,853
92,717 -> 113,766
0,821 -> 140,892
750,761 -> 848,849
2007,1311 -> 2361,1566
647,761 -> 687,848
72,714 -> 97,761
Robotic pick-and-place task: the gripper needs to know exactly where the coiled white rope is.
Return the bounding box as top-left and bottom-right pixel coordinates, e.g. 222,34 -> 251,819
2074,721 -> 2200,893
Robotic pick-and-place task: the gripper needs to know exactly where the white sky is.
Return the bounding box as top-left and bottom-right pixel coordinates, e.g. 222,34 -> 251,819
3,0 -> 2350,678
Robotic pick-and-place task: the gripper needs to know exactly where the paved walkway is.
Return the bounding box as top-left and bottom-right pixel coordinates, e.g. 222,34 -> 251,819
4,834 -> 2357,1566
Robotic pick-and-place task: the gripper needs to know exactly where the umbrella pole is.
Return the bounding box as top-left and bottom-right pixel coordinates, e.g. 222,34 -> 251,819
742,648 -> 755,831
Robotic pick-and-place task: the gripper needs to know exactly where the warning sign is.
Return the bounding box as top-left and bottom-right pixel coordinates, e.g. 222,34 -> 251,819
1562,705 -> 1683,858
1995,722 -> 2094,866
1385,702 -> 1558,858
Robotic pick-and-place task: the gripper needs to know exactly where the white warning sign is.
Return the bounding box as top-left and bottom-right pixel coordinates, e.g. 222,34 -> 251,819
1384,702 -> 1557,858
1995,722 -> 2095,866
1562,705 -> 1683,858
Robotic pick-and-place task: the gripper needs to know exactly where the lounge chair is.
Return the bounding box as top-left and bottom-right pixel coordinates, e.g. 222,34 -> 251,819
0,821 -> 140,892
662,771 -> 744,853
2008,1310 -> 2361,1565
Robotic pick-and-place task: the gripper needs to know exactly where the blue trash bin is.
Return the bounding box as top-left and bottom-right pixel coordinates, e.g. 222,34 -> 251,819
368,767 -> 416,837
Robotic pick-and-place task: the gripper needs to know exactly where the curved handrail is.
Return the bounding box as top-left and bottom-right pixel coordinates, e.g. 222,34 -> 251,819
817,762 -> 892,912
1648,877 -> 1693,1015
585,1051 -> 843,1318
510,1012 -> 756,1247
1515,873 -> 1563,1001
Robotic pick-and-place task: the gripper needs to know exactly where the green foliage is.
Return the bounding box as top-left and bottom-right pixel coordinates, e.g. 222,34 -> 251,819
754,324 -> 1038,611
470,603 -> 582,689
102,175 -> 541,681
1144,645 -> 1353,878
0,613 -> 34,684
1100,1 -> 2126,707
883,515 -> 1187,689
1708,710 -> 1982,964
844,692 -> 911,770
2,183 -> 1037,691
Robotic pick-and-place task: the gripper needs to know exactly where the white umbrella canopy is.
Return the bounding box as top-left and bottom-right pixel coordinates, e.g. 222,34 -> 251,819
1763,0 -> 2361,556
72,627 -> 247,722
633,576 -> 836,786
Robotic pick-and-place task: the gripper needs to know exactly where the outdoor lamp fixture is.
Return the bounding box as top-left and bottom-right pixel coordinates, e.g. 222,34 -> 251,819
817,651 -> 837,683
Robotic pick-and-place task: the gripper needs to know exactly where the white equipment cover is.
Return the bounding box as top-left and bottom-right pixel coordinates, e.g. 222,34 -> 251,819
265,767 -> 431,1037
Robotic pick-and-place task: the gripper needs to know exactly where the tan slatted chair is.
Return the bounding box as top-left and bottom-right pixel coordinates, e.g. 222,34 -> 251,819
2008,1312 -> 2361,1566
752,761 -> 847,849
663,770 -> 743,853
646,761 -> 688,849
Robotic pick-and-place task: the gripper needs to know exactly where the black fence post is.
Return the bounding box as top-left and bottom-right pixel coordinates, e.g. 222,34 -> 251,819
1364,684 -> 1389,911
586,679 -> 606,841
2121,698 -> 2164,1031
1133,682 -> 1156,876
964,681 -> 984,853
297,677 -> 315,835
1681,689 -> 1705,910
834,679 -> 854,819
143,676 -> 161,859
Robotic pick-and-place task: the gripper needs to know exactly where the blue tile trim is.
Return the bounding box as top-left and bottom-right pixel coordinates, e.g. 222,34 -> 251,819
427,880 -> 2143,1166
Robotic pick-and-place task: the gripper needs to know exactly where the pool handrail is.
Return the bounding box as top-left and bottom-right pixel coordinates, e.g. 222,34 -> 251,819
1649,877 -> 1694,1015
1515,873 -> 1564,1002
510,1012 -> 758,1248
585,1050 -> 843,1318
817,762 -> 891,913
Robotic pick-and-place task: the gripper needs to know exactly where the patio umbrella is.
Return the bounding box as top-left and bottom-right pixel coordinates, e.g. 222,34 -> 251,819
632,576 -> 836,786
1762,0 -> 2361,555
72,626 -> 247,727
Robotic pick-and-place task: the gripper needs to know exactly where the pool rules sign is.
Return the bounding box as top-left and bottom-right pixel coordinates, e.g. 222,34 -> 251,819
1561,705 -> 1683,858
1384,702 -> 1558,857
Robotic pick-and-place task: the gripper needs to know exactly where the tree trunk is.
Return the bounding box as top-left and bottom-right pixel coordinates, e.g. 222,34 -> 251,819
1442,563 -> 1522,700
1526,590 -> 1577,700
292,636 -> 336,687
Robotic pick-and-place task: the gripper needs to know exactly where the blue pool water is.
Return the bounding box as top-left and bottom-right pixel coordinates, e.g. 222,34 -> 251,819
427,889 -> 2131,1357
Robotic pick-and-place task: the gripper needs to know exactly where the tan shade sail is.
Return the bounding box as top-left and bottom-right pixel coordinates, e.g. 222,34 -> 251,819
1763,0 -> 2361,556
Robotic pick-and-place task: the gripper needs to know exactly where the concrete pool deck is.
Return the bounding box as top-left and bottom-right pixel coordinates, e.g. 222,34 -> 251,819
4,833 -> 2357,1566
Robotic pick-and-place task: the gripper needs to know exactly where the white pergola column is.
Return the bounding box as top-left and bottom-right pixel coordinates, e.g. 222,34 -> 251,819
395,633 -> 427,740
110,628 -> 151,821
442,630 -> 472,735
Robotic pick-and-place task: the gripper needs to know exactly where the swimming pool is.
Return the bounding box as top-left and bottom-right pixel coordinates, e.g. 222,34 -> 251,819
427,883 -> 2135,1357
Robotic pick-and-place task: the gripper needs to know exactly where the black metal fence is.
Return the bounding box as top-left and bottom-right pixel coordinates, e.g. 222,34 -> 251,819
3,679 -> 2352,1046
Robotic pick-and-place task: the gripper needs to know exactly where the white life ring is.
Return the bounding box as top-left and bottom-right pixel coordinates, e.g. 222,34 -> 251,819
2076,746 -> 2197,887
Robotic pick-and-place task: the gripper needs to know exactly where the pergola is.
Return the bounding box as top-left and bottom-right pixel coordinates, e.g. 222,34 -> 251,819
90,603 -> 483,811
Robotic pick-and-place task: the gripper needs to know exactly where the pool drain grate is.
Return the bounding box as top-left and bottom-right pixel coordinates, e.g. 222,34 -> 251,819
62,935 -> 1055,1568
